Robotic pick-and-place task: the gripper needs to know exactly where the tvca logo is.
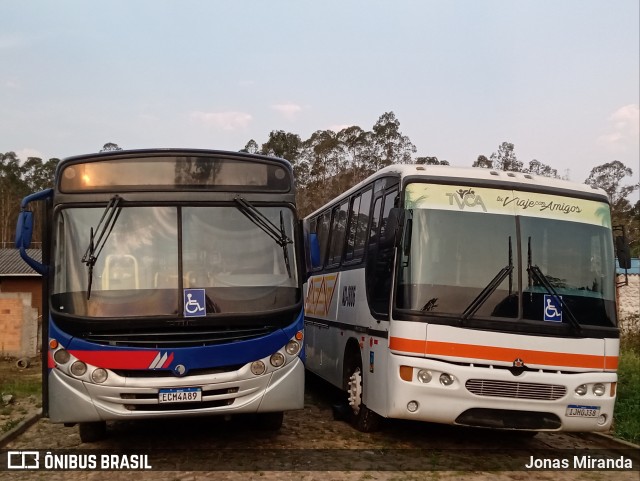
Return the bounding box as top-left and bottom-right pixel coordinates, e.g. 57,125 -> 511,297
446,189 -> 487,212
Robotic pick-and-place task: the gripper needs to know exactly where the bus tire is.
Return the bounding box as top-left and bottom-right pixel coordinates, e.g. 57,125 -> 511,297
78,421 -> 107,443
256,411 -> 284,431
345,357 -> 381,433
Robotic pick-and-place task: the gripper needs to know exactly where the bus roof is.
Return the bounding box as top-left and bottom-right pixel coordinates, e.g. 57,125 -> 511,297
57,148 -> 292,169
306,164 -> 609,218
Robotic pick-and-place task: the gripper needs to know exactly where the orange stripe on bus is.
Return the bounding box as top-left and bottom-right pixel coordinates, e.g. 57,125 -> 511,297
389,337 -> 618,370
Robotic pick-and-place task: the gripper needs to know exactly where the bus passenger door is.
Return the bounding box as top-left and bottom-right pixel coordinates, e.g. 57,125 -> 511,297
365,183 -> 398,323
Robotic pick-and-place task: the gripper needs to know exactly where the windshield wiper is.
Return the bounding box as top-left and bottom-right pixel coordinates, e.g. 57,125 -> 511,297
233,196 -> 293,278
81,195 -> 123,299
460,236 -> 513,322
526,237 -> 581,335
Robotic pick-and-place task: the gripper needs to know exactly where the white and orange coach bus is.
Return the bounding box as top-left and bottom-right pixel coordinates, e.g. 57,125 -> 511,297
303,164 -> 631,433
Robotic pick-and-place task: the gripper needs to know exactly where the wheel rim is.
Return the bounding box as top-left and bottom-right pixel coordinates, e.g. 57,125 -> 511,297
347,367 -> 362,415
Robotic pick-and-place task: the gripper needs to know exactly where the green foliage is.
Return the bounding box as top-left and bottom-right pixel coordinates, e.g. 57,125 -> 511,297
613,347 -> 640,444
1,152 -> 59,246
490,142 -> 523,172
0,376 -> 42,398
612,315 -> 639,444
526,159 -> 559,178
100,142 -> 123,152
620,313 -> 640,354
416,156 -> 449,166
251,112 -> 417,216
585,161 -> 639,256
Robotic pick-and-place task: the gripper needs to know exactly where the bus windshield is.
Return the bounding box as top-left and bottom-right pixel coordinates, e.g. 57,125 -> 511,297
52,205 -> 299,318
396,183 -> 617,328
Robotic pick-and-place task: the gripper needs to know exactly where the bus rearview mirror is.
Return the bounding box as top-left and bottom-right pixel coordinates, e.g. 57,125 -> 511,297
15,211 -> 34,249
615,235 -> 631,269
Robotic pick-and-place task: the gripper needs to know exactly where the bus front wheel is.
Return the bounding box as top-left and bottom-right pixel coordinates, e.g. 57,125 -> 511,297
256,411 -> 284,431
346,364 -> 381,433
78,421 -> 107,443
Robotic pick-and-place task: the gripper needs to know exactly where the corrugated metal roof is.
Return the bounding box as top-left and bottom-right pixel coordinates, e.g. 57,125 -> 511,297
0,249 -> 42,276
617,258 -> 639,275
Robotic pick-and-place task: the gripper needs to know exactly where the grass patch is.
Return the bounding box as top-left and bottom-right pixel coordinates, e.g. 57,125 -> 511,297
0,376 -> 41,399
613,315 -> 640,445
1,417 -> 24,434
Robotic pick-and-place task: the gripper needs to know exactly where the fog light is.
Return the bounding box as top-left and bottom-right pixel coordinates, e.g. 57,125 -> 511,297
91,368 -> 108,383
270,352 -> 285,367
593,383 -> 605,396
407,401 -> 419,413
575,384 -> 587,396
417,369 -> 432,383
597,414 -> 607,426
285,340 -> 300,355
439,373 -> 454,386
70,361 -> 87,377
53,349 -> 70,365
251,361 -> 266,375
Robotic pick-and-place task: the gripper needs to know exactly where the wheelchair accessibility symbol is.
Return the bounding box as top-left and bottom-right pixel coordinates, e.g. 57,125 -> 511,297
184,289 -> 206,317
543,294 -> 562,322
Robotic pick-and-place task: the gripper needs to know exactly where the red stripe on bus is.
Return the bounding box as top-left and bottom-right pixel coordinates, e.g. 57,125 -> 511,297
69,350 -> 160,369
389,337 -> 618,370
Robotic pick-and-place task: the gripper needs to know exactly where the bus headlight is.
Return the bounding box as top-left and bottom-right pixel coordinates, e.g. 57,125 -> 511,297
593,383 -> 606,396
91,368 -> 108,384
53,349 -> 70,365
575,384 -> 587,396
70,361 -> 87,377
417,369 -> 432,383
439,373 -> 454,386
270,352 -> 285,368
251,361 -> 266,375
285,340 -> 300,355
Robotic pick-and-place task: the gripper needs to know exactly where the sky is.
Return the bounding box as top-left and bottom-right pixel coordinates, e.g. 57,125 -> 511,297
1,0 -> 638,190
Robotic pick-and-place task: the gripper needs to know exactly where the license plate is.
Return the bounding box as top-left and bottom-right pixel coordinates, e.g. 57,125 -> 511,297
565,404 -> 600,417
158,387 -> 202,404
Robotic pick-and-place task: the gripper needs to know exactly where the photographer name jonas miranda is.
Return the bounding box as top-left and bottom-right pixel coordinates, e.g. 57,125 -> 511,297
525,455 -> 635,470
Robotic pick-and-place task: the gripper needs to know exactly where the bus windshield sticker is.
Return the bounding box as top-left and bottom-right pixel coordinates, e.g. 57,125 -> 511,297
184,289 -> 206,317
404,183 -> 611,227
544,295 -> 563,322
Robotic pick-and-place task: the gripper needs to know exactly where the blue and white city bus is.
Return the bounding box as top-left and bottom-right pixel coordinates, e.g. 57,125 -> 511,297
16,149 -> 304,441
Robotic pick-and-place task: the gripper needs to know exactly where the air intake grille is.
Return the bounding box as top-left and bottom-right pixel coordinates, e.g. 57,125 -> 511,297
465,379 -> 566,401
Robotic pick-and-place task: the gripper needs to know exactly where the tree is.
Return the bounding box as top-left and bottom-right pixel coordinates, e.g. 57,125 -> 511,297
415,156 -> 449,166
526,159 -> 559,178
490,142 -> 523,172
0,152 -> 29,247
585,160 -> 640,256
371,112 -> 416,169
261,130 -> 302,162
585,161 -> 638,206
100,142 -> 123,152
472,155 -> 492,169
337,126 -> 375,183
241,139 -> 260,154
22,157 -> 59,192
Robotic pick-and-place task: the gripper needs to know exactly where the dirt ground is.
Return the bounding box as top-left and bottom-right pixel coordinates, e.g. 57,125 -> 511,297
1,357 -> 638,480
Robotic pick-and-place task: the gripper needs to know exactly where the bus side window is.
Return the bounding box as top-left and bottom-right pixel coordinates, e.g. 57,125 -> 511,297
315,210 -> 332,270
326,201 -> 349,267
344,188 -> 372,264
